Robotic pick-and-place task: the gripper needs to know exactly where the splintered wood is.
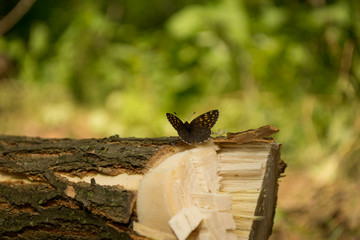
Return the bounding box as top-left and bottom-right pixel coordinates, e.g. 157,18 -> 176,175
135,127 -> 281,240
218,143 -> 272,239
0,126 -> 282,239
136,144 -> 233,240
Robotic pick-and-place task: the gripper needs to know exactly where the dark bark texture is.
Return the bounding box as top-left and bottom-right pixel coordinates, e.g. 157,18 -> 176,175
0,126 -> 285,239
0,135 -> 178,239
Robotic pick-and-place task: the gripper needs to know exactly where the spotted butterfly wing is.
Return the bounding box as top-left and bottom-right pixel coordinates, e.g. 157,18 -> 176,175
166,110 -> 219,144
166,113 -> 184,132
183,109 -> 219,144
190,110 -> 219,129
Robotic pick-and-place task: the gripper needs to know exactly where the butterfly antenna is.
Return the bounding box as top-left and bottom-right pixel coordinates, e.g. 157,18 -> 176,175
187,111 -> 196,121
173,112 -> 185,121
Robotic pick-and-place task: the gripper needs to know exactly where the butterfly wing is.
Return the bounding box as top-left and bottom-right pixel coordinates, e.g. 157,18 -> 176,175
178,126 -> 211,144
190,109 -> 219,129
167,110 -> 219,144
180,109 -> 219,144
166,113 -> 184,131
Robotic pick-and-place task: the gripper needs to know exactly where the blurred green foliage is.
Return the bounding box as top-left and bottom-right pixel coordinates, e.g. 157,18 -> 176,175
1,0 -> 360,238
0,0 -> 359,153
0,0 -> 359,161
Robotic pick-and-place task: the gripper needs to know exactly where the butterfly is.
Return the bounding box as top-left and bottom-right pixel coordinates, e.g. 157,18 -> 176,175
166,110 -> 219,145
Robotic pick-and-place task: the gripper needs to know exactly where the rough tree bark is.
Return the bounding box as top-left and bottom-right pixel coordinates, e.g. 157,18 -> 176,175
0,126 -> 286,240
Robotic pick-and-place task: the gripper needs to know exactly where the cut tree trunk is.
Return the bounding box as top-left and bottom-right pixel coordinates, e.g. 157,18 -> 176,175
0,125 -> 286,240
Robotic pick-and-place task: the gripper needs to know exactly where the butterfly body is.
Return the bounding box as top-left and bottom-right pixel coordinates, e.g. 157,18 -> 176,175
166,110 -> 219,145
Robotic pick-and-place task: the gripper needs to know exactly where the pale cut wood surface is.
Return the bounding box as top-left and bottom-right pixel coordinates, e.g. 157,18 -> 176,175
0,126 -> 285,239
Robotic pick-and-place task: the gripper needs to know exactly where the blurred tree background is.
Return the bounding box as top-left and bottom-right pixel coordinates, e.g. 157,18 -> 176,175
0,0 -> 359,239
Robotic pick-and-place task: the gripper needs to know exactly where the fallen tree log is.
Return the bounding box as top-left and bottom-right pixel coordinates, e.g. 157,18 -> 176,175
0,125 -> 286,240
